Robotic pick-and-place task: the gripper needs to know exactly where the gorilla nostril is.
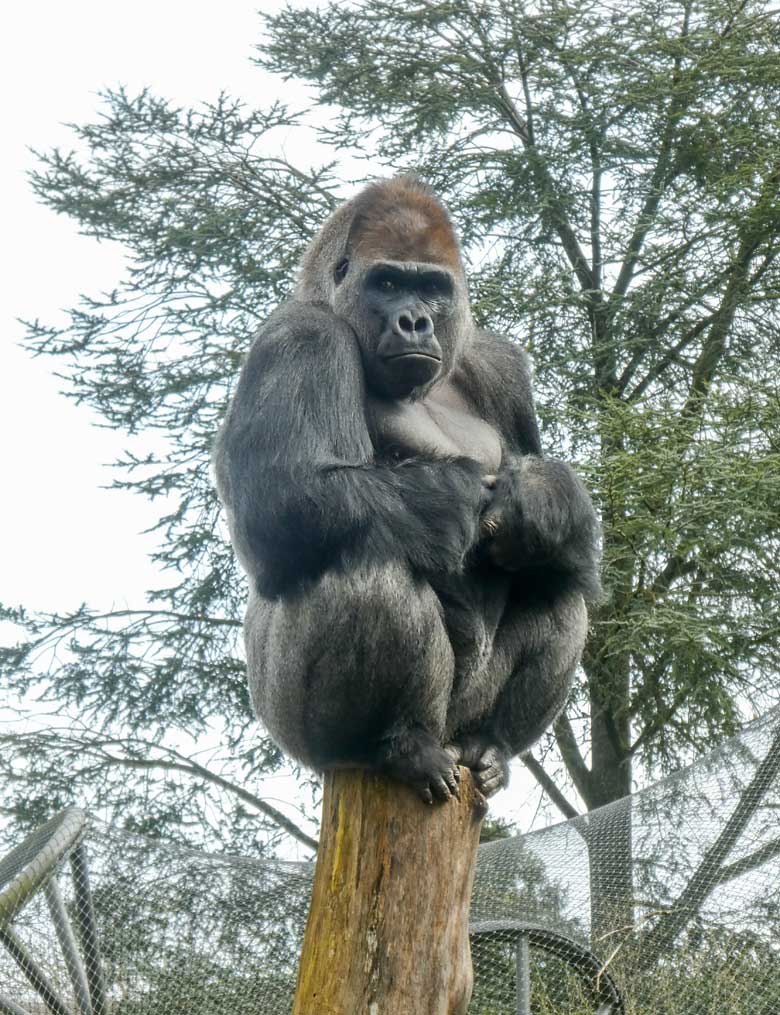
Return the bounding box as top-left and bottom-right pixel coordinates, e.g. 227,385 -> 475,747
414,316 -> 432,333
398,314 -> 414,334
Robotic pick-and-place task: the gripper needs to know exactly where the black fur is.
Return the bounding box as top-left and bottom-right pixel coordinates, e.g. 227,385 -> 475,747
215,180 -> 601,802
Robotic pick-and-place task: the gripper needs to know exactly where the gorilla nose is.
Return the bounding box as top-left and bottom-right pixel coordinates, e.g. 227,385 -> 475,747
393,311 -> 434,338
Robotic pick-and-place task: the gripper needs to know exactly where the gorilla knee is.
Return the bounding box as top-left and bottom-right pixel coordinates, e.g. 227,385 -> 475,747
246,567 -> 454,769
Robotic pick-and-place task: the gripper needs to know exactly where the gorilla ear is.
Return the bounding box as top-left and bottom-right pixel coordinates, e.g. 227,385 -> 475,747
334,258 -> 350,285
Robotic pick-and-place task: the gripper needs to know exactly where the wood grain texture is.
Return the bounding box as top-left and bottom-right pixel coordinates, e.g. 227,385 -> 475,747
292,767 -> 485,1015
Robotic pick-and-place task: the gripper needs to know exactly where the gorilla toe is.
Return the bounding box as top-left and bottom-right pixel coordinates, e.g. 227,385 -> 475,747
376,728 -> 461,804
449,735 -> 510,798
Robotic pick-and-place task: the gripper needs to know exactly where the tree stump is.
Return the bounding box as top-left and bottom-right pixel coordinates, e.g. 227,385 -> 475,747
292,767 -> 486,1015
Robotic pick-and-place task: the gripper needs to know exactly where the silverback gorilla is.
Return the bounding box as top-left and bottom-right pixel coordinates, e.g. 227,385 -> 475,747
215,178 -> 600,803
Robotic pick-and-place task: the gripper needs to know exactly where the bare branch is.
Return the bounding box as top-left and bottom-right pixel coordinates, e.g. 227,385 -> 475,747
639,720 -> 780,964
554,714 -> 595,805
522,753 -> 580,820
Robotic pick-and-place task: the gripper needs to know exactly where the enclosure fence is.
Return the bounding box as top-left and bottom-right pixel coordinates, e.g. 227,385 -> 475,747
2,710 -> 779,1014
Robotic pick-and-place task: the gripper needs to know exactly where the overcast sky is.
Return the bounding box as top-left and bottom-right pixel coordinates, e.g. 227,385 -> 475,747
1,1 -> 281,613
0,1 -> 557,837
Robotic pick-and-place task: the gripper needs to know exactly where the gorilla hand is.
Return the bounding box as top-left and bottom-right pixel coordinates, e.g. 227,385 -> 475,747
480,457 -> 601,598
379,455 -> 488,577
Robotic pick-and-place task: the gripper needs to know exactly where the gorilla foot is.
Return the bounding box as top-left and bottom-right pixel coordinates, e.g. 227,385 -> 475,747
375,727 -> 461,805
447,735 -> 509,798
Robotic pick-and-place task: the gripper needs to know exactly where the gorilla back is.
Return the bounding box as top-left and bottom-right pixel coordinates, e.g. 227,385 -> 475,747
215,178 -> 600,803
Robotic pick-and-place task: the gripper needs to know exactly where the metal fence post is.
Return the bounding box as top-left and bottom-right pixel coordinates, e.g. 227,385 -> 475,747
516,930 -> 530,1015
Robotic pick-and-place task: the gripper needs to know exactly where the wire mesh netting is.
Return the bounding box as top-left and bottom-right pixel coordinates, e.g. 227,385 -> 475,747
1,710 -> 779,1014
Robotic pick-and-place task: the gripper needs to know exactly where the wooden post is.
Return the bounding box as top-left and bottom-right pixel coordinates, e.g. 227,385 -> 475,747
292,767 -> 486,1015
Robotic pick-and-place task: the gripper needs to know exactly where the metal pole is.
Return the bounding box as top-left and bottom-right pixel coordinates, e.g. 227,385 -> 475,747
45,875 -> 93,1015
70,845 -> 108,1015
516,930 -> 531,1015
0,926 -> 72,1015
0,995 -> 33,1015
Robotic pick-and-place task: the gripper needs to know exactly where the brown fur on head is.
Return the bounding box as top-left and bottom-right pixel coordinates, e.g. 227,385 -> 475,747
296,177 -> 467,303
348,178 -> 464,272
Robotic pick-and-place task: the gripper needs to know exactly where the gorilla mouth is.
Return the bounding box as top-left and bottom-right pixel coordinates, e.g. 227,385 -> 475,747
383,352 -> 442,364
380,351 -> 442,393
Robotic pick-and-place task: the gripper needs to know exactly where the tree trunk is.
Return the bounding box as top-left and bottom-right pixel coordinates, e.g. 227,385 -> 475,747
292,766 -> 486,1015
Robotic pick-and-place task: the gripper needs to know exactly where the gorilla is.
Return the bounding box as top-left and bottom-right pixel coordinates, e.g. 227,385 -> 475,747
215,177 -> 600,803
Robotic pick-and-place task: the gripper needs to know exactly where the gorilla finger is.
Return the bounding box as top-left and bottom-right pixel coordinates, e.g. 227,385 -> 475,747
443,742 -> 462,764
474,748 -> 500,772
443,768 -> 460,799
431,776 -> 453,802
457,742 -> 483,769
478,770 -> 505,796
420,787 -> 435,805
480,511 -> 502,538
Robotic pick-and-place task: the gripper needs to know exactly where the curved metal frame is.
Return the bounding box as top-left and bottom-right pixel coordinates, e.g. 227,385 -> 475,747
471,918 -> 625,1014
0,809 -> 106,1015
0,810 -> 86,926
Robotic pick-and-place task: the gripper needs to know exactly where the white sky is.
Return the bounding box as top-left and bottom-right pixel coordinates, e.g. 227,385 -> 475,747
0,1 -> 278,611
0,0 -> 560,840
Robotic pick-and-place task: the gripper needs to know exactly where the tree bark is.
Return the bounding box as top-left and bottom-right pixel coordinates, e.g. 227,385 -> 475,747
292,766 -> 486,1015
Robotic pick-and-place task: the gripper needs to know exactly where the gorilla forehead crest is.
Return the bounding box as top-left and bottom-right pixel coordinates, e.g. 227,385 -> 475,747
349,178 -> 463,270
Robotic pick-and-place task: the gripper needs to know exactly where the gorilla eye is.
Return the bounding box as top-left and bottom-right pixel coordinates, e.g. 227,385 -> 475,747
334,258 -> 349,285
367,267 -> 406,293
419,272 -> 453,300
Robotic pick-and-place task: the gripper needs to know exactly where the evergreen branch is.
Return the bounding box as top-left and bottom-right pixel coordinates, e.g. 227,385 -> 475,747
624,317 -> 711,401
609,1 -> 692,305
648,554 -> 697,599
0,730 -> 318,852
629,684 -> 693,758
679,233 -> 762,423
107,750 -> 319,853
495,84 -> 595,296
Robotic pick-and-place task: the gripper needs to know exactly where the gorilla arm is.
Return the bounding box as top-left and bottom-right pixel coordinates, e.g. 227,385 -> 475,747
216,302 -> 486,598
461,331 -> 601,603
441,332 -> 600,793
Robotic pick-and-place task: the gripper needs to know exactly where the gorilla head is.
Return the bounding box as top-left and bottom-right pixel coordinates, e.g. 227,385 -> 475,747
296,178 -> 474,398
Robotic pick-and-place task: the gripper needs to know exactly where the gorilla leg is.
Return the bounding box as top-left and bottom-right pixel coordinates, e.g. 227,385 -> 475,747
244,562 -> 460,802
447,591 -> 587,796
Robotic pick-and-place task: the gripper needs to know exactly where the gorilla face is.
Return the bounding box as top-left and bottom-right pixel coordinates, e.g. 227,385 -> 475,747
332,257 -> 458,398
293,177 -> 474,398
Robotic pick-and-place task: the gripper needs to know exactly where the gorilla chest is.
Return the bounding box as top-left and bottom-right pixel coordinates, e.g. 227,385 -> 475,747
368,382 -> 503,472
